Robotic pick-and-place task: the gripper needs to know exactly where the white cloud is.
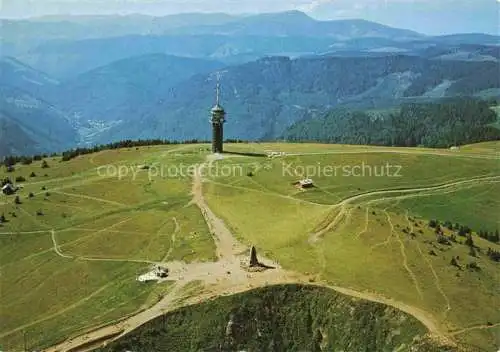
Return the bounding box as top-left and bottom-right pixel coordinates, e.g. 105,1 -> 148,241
297,0 -> 334,12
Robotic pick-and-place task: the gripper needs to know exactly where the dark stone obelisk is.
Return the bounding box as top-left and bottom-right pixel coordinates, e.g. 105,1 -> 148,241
249,246 -> 259,267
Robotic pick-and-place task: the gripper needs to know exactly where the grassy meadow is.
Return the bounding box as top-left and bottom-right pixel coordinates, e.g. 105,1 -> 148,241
205,141 -> 500,351
1,141 -> 499,351
0,145 -> 215,350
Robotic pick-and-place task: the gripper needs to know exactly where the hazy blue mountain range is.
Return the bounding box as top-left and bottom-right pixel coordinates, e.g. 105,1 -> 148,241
0,85 -> 77,156
0,115 -> 39,157
0,13 -> 237,57
3,0 -> 498,35
15,36 -> 500,80
87,55 -> 499,144
2,52 -> 500,156
162,11 -> 421,39
1,11 -> 421,48
1,11 -> 499,157
4,52 -> 497,148
0,56 -> 60,98
3,11 -> 499,79
50,53 -> 225,126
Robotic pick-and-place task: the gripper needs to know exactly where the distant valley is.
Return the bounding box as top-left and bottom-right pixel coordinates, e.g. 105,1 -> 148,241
1,11 -> 499,157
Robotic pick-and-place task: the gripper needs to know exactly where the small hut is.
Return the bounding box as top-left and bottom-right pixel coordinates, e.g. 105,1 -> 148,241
1,183 -> 17,195
155,266 -> 169,278
293,178 -> 314,189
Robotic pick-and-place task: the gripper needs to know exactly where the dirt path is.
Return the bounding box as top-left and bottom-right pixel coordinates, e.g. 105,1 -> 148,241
61,227 -> 170,236
51,228 -> 158,264
192,162 -> 247,259
337,175 -> 500,207
43,155 -> 454,352
284,148 -> 499,160
366,210 -> 423,300
392,217 -> 424,300
52,191 -> 127,207
406,211 -> 451,317
317,281 -> 446,342
49,218 -> 137,259
311,175 -> 500,241
309,204 -> 347,243
206,178 -> 328,207
370,210 -> 394,251
450,322 -> 500,336
160,217 -> 180,263
1,282 -> 114,338
51,230 -> 73,259
355,206 -> 370,239
20,169 -> 497,352
59,217 -> 134,250
0,230 -> 50,235
359,181 -> 487,208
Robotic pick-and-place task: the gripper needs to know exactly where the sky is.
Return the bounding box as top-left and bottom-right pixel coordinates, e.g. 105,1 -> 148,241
1,0 -> 499,35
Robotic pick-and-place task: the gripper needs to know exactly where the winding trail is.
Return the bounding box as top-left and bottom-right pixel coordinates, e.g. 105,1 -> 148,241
392,216 -> 424,300
284,148 -> 499,160
406,211 -> 451,317
338,175 -> 499,207
160,217 -> 180,263
51,230 -> 73,259
47,217 -> 163,265
51,228 -> 158,264
370,210 -> 394,251
450,322 -> 500,336
1,145 -> 494,352
355,207 -> 370,240
309,205 -> 347,243
311,175 -> 500,242
191,162 -> 247,259
0,230 -> 50,235
0,283 -> 114,338
206,179 -> 328,207
43,155 -> 454,352
6,148 -> 497,352
52,191 -> 127,207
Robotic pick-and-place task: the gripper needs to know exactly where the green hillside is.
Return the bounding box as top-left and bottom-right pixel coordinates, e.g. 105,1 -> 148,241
0,145 -> 216,350
283,99 -> 500,147
0,142 -> 499,351
98,284 -> 432,352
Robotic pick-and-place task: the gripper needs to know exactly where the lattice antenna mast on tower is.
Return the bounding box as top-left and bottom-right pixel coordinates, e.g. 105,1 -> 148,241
216,72 -> 221,106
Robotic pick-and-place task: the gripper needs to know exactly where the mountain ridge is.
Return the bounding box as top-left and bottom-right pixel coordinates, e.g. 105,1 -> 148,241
53,54 -> 499,145
1,11 -> 500,157
1,52 -> 499,157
